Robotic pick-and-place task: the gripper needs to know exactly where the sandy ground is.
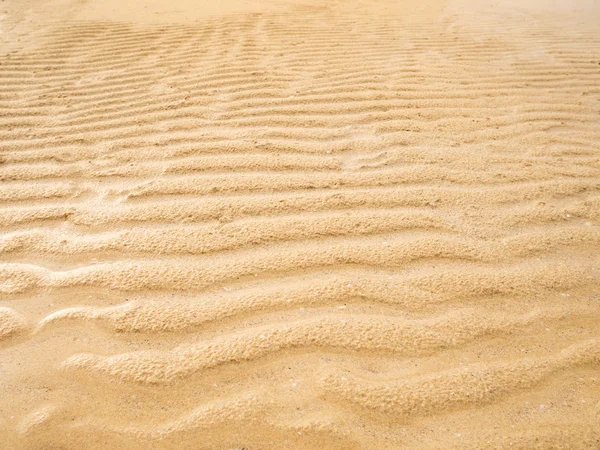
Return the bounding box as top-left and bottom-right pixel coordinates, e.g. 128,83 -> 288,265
1,0 -> 600,448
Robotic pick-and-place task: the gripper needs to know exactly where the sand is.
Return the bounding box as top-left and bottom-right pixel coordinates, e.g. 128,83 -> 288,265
1,0 -> 600,448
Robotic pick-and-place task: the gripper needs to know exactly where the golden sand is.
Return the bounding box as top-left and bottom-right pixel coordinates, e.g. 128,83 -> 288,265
1,0 -> 600,448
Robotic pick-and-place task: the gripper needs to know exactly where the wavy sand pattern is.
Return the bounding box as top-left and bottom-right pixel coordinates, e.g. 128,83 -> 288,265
1,0 -> 600,448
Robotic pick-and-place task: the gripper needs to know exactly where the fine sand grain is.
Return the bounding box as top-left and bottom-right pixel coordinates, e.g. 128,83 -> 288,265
1,0 -> 600,448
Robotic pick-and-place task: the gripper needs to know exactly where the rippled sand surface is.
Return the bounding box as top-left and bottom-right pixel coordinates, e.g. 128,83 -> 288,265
1,0 -> 600,448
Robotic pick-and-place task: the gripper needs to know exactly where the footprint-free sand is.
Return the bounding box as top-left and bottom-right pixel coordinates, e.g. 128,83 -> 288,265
1,0 -> 600,448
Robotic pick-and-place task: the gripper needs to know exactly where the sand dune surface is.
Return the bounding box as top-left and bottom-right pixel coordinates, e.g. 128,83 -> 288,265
1,0 -> 600,448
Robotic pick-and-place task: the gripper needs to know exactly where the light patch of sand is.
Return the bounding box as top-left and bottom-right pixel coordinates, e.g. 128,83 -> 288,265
1,0 -> 600,448
72,0 -> 318,23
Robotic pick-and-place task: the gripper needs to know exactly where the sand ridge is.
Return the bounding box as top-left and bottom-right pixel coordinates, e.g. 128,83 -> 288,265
1,0 -> 600,448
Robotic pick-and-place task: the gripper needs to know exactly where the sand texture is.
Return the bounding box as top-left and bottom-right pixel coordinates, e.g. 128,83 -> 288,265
1,0 -> 600,448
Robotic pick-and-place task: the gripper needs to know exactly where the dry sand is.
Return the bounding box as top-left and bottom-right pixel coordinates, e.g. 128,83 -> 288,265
1,0 -> 600,448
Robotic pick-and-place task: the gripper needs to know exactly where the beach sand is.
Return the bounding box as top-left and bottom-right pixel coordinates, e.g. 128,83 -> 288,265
1,0 -> 600,448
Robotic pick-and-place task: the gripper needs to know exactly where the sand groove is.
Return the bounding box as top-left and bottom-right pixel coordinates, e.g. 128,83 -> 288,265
1,0 -> 600,448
